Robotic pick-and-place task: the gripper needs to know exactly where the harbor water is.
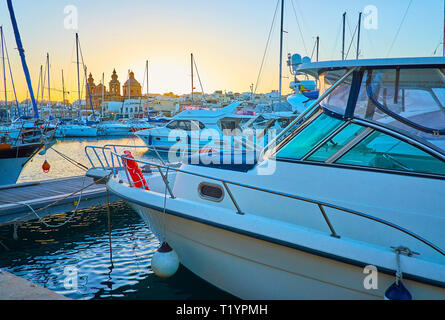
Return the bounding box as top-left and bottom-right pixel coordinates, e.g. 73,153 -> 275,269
0,136 -> 236,300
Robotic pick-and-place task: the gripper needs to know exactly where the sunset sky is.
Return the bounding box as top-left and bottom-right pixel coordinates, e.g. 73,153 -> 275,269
0,0 -> 444,103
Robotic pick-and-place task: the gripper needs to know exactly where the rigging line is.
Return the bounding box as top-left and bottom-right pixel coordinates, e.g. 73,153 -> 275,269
36,67 -> 41,104
386,0 -> 413,57
310,37 -> 317,60
345,15 -> 357,57
331,20 -> 343,59
42,60 -> 48,101
345,21 -> 359,60
51,148 -> 89,171
193,58 -> 205,96
254,0 -> 280,94
432,34 -> 443,56
3,32 -> 19,110
290,0 -> 308,56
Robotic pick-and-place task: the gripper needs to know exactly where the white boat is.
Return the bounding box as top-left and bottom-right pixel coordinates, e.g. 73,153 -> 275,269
136,102 -> 255,153
97,122 -> 132,136
55,123 -> 98,138
101,57 -> 445,300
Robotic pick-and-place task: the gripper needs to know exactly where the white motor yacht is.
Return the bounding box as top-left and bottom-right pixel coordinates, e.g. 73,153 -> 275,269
100,57 -> 445,300
135,102 -> 255,153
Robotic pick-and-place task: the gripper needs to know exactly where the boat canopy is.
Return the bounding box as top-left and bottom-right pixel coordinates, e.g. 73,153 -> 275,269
173,102 -> 243,121
296,58 -> 445,154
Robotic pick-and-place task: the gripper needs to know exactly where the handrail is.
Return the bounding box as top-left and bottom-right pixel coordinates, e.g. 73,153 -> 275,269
85,144 -> 167,170
109,150 -> 445,258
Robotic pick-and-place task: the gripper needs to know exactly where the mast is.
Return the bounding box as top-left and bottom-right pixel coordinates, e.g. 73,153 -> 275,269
6,0 -> 39,119
3,27 -> 20,118
342,12 -> 346,60
47,53 -> 51,118
76,33 -> 81,118
84,66 -> 95,120
316,36 -> 320,62
102,72 -> 105,117
62,69 -> 65,118
40,65 -> 44,102
278,0 -> 284,105
1,26 -> 7,111
191,53 -> 194,106
146,60 -> 149,97
356,12 -> 362,60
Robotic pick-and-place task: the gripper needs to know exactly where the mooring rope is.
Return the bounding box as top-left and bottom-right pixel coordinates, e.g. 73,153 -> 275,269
0,174 -> 110,228
50,148 -> 89,172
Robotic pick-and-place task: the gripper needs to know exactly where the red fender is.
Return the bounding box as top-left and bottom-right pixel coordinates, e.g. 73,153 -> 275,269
42,160 -> 51,173
123,151 -> 150,191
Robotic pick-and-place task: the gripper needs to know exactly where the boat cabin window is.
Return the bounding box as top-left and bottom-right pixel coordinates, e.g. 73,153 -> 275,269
166,120 -> 205,131
275,109 -> 445,175
319,67 -> 445,155
336,131 -> 445,175
276,113 -> 343,160
306,123 -> 367,162
319,71 -> 354,115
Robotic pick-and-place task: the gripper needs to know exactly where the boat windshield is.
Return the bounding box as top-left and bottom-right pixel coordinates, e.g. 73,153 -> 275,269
320,67 -> 445,154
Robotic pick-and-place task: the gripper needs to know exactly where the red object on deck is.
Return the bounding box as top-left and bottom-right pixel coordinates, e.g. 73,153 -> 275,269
42,160 -> 51,173
123,150 -> 150,191
199,147 -> 217,154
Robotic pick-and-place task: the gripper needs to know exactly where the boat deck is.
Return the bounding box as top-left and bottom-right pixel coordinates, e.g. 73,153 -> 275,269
0,176 -> 119,227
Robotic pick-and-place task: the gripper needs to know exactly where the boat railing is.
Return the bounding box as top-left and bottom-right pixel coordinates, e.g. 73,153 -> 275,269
108,150 -> 445,259
85,144 -> 166,170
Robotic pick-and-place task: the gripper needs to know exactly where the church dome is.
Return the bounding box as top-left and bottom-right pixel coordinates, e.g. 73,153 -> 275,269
123,71 -> 141,88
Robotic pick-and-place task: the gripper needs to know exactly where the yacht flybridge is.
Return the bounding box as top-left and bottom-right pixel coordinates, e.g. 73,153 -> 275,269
90,57 -> 445,299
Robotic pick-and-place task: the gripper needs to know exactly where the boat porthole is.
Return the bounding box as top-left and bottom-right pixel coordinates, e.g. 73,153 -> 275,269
198,182 -> 225,202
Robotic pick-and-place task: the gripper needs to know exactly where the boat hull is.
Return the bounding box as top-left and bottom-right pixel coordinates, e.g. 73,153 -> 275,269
0,143 -> 41,185
127,201 -> 445,300
56,126 -> 98,138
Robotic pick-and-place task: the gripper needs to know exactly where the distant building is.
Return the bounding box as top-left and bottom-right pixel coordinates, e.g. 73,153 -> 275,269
86,69 -> 143,112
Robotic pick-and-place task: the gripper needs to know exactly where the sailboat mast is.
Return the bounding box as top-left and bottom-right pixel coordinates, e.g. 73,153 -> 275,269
1,26 -> 7,110
47,53 -> 51,117
62,69 -> 66,118
146,60 -> 149,97
356,12 -> 362,60
40,65 -> 44,102
6,0 -> 39,119
279,0 -> 284,105
191,53 -> 194,106
342,12 -> 346,60
76,33 -> 81,118
84,65 -> 95,120
316,36 -> 320,62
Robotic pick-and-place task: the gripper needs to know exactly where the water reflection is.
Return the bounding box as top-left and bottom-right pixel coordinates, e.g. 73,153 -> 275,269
0,202 -> 236,300
4,137 -> 236,300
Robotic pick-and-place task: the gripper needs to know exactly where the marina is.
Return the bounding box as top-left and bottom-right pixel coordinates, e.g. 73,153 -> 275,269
0,0 -> 444,305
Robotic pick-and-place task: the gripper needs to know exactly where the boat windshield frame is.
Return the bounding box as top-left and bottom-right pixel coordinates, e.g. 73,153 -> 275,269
272,64 -> 445,158
262,63 -> 445,179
